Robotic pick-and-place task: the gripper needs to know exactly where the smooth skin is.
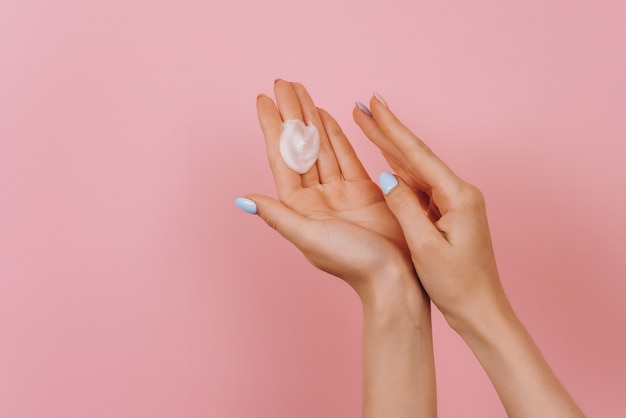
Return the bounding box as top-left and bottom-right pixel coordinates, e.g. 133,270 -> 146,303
353,94 -> 585,418
240,79 -> 584,417
247,80 -> 437,417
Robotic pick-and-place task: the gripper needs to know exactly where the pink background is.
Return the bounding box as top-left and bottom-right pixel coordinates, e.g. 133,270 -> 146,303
1,0 -> 625,416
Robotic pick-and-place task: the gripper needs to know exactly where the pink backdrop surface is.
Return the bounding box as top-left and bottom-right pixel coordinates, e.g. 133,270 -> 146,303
1,0 -> 625,417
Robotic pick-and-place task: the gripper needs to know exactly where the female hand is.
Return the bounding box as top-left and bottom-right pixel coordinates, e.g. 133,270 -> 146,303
238,81 -> 437,417
354,94 -> 584,418
238,81 -> 424,307
353,95 -> 506,327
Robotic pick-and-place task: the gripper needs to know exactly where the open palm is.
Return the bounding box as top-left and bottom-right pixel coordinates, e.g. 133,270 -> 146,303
251,81 -> 411,287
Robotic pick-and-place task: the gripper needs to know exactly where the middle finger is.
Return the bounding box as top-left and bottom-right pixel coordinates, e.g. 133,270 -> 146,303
274,79 -> 320,187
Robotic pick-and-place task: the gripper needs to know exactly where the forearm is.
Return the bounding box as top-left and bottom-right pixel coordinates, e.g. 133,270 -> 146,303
451,297 -> 585,418
359,275 -> 436,418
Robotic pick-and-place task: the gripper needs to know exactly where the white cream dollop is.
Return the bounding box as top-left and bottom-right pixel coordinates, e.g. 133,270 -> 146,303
279,119 -> 320,174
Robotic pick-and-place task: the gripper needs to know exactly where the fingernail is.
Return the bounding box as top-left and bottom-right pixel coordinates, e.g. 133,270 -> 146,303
378,172 -> 398,195
274,78 -> 283,84
373,91 -> 388,108
355,101 -> 373,117
235,197 -> 257,214
256,93 -> 264,100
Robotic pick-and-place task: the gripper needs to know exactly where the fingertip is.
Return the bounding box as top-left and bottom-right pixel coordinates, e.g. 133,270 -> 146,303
372,91 -> 389,109
291,81 -> 305,92
256,93 -> 271,103
355,101 -> 373,118
369,92 -> 397,121
241,194 -> 276,226
378,171 -> 399,195
256,93 -> 275,110
235,197 -> 257,215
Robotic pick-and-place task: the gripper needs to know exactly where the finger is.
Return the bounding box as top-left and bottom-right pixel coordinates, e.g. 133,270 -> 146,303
239,194 -> 315,252
353,105 -> 408,180
353,105 -> 440,217
353,103 -> 442,217
354,96 -> 462,208
377,171 -> 446,253
274,79 -> 320,187
377,147 -> 439,218
291,82 -> 342,183
318,108 -> 370,181
369,95 -> 461,193
257,94 -> 301,200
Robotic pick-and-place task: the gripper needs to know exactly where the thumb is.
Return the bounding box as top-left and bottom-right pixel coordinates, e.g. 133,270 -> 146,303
234,194 -> 310,248
377,172 -> 443,250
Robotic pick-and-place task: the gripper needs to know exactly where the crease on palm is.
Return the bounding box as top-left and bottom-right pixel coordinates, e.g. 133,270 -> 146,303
282,176 -> 405,249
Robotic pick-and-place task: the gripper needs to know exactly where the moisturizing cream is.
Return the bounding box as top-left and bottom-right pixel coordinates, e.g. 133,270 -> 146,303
279,119 -> 320,174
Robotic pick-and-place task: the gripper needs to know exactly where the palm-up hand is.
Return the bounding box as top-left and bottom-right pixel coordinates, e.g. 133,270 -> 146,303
245,80 -> 418,299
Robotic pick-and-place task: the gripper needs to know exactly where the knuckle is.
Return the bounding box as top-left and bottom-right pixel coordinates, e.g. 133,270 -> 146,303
325,119 -> 343,137
259,206 -> 280,231
411,232 -> 439,254
456,182 -> 485,211
391,188 -> 416,212
264,214 -> 279,231
372,128 -> 387,147
407,148 -> 428,169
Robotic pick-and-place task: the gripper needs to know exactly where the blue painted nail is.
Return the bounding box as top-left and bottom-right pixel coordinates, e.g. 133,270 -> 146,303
355,101 -> 373,117
378,172 -> 398,195
235,197 -> 257,214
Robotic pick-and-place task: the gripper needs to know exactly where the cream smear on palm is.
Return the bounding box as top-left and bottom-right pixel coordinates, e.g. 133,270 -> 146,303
279,119 -> 320,174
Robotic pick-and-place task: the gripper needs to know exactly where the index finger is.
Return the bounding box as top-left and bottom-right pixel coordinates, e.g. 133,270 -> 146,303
354,96 -> 463,205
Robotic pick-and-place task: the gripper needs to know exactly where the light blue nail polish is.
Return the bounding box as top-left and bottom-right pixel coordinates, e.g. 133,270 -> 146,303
235,197 -> 257,214
355,101 -> 373,117
378,172 -> 398,195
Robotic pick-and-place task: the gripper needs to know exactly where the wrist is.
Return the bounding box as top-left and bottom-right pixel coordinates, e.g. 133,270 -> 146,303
446,291 -> 518,344
356,261 -> 431,331
359,262 -> 438,418
445,290 -> 585,418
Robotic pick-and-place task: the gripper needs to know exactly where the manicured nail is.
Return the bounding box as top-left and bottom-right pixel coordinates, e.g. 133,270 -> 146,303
378,172 -> 398,195
355,101 -> 373,117
373,91 -> 388,108
235,197 -> 257,214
